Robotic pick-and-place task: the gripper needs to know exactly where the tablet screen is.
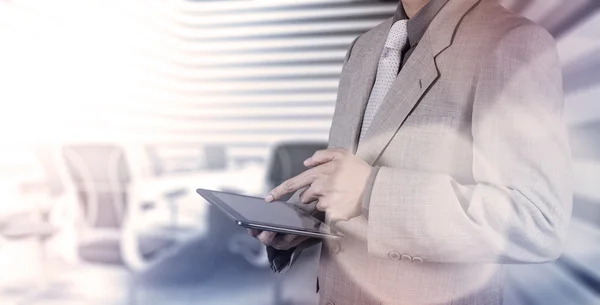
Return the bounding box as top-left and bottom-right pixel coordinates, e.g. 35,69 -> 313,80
210,191 -> 323,231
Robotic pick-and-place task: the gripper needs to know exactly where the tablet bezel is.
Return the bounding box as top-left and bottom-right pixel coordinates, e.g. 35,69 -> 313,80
196,188 -> 343,239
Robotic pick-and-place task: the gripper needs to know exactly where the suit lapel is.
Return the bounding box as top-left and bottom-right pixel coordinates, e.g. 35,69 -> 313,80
328,20 -> 392,152
356,0 -> 482,165
355,38 -> 437,165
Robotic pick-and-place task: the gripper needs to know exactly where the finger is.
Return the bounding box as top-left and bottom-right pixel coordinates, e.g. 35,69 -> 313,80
248,229 -> 262,238
272,234 -> 307,250
316,199 -> 329,212
326,205 -> 352,223
299,183 -> 324,204
266,167 -> 321,202
281,234 -> 301,243
257,231 -> 277,245
304,148 -> 347,167
325,211 -> 348,224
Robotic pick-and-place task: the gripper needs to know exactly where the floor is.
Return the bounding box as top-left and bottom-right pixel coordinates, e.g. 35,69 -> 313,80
2,234 -> 598,305
0,238 -> 320,305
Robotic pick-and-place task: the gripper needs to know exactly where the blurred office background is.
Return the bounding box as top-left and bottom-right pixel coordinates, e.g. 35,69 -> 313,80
0,0 -> 598,304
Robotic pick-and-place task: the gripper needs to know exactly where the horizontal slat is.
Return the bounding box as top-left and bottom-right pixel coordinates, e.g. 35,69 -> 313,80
560,219 -> 600,285
572,160 -> 600,201
159,36 -> 357,54
145,64 -> 342,80
571,196 -> 600,226
165,0 -> 381,14
160,50 -> 346,67
65,104 -> 335,120
56,130 -> 330,145
505,263 -> 599,305
130,2 -> 378,40
134,92 -> 338,105
58,121 -> 333,134
228,147 -> 272,160
155,5 -> 396,27
569,120 -> 600,160
139,78 -> 340,93
138,18 -> 379,40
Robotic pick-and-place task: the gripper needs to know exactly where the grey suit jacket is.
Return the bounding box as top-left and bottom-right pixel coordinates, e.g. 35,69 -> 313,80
271,0 -> 573,304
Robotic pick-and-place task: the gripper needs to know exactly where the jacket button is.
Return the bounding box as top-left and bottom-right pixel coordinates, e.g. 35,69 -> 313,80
401,254 -> 413,262
388,252 -> 401,260
413,257 -> 423,263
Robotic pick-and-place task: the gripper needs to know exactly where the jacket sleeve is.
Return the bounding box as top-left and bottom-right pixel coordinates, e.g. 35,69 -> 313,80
267,35 -> 361,272
365,24 -> 573,264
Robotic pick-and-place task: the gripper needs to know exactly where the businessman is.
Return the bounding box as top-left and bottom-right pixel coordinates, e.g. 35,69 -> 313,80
250,0 -> 572,304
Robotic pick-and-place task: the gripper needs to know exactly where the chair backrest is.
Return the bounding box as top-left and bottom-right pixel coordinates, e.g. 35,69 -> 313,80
61,145 -> 130,228
204,145 -> 228,170
265,141 -> 328,201
36,145 -> 67,198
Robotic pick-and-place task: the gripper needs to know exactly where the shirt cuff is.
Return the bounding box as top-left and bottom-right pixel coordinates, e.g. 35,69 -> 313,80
267,246 -> 296,273
361,166 -> 380,218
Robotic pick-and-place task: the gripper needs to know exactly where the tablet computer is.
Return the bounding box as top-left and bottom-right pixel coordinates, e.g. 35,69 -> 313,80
196,188 -> 343,240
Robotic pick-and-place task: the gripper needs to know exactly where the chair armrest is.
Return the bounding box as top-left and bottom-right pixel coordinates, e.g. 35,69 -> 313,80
162,188 -> 188,201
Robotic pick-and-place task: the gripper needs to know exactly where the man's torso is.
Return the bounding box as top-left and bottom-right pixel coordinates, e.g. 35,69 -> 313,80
318,1 -> 545,304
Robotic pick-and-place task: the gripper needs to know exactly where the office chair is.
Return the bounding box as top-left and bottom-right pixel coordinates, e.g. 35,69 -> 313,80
0,146 -> 73,305
264,141 -> 328,305
59,145 -> 191,270
60,145 -> 131,264
0,182 -> 58,305
122,144 -> 233,281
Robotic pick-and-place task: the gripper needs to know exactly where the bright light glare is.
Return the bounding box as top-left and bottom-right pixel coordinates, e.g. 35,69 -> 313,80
0,0 -> 145,146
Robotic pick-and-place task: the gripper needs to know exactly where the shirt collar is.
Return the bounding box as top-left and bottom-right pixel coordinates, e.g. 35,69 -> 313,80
392,0 -> 450,48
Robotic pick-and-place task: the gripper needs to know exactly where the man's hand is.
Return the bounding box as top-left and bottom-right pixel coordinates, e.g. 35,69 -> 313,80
266,148 -> 372,222
248,229 -> 308,250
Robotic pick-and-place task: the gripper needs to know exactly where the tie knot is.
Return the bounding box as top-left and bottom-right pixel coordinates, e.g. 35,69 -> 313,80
385,20 -> 409,50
